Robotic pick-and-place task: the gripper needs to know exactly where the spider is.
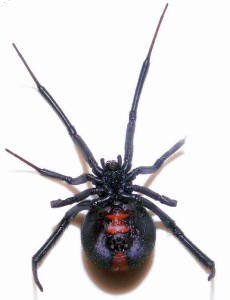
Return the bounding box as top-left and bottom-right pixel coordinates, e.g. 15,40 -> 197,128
6,3 -> 215,292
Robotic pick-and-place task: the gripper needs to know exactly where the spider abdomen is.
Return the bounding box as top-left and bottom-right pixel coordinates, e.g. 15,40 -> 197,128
81,201 -> 156,271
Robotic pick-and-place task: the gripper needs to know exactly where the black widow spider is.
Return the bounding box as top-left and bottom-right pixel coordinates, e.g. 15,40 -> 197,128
6,3 -> 215,292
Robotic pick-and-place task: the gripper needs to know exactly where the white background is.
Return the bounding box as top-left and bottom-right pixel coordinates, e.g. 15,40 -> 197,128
0,0 -> 229,299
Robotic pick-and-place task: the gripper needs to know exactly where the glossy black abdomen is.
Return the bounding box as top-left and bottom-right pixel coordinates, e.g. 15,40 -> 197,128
81,202 -> 156,271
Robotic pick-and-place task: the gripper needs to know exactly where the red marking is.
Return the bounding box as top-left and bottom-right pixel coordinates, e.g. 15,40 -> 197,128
112,252 -> 129,271
105,213 -> 129,234
106,213 -> 129,220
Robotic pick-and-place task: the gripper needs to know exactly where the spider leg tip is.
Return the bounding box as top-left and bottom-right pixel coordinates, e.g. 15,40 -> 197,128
171,200 -> 177,207
5,148 -> 14,156
12,43 -> 18,51
50,199 -> 62,208
37,282 -> 44,292
180,137 -> 186,145
208,267 -> 216,281
32,261 -> 44,291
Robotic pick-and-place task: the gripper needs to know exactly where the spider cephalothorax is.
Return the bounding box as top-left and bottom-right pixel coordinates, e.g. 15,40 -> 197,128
99,157 -> 127,194
6,3 -> 215,292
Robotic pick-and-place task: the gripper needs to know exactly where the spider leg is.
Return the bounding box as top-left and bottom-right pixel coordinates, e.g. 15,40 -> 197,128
123,4 -> 168,171
32,200 -> 90,291
12,43 -> 102,176
50,187 -> 104,208
127,138 -> 185,180
131,185 -> 177,207
90,194 -> 112,208
5,148 -> 101,185
138,195 -> 215,280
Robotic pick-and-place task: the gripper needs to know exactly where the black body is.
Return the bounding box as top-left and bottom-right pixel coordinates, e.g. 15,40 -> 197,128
81,201 -> 156,270
6,3 -> 215,292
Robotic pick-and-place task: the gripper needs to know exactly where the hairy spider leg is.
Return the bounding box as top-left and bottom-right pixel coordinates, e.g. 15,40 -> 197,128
131,185 -> 177,207
123,3 -> 168,171
5,148 -> 101,185
127,138 -> 185,180
12,43 -> 102,176
122,193 -> 215,280
32,200 -> 91,292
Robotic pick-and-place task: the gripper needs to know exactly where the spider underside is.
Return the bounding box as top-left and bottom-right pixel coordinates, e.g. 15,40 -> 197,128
6,4 -> 215,292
